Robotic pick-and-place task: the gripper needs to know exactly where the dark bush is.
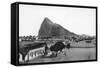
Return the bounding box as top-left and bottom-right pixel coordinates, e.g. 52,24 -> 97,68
85,40 -> 91,43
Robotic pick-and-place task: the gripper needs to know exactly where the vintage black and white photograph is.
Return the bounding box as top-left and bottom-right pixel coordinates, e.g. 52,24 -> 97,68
18,4 -> 96,64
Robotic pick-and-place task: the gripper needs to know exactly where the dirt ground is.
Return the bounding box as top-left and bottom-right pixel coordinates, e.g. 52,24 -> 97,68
24,47 -> 96,63
19,40 -> 96,64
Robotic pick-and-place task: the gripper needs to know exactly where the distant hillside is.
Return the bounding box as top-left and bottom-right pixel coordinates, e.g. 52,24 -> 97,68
38,17 -> 78,39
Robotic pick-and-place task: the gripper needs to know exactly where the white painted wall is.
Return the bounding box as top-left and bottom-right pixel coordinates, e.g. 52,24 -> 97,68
27,47 -> 45,61
0,0 -> 99,68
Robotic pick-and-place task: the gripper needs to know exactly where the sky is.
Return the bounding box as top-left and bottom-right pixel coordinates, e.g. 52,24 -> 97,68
19,4 -> 96,36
